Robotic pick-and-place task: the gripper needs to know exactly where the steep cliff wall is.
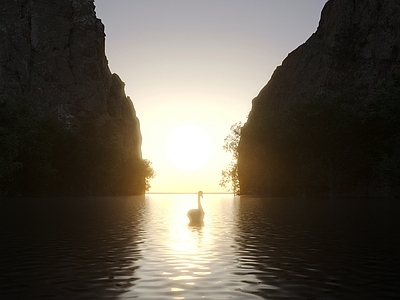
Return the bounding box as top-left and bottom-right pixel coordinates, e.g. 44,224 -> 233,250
0,0 -> 144,195
239,0 -> 400,196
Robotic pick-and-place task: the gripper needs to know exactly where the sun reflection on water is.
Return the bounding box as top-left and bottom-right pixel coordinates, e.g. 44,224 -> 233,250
133,194 -> 239,298
2,196 -> 397,299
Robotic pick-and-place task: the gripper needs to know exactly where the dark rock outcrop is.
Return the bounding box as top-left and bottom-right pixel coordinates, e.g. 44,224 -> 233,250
0,0 -> 144,195
239,0 -> 400,196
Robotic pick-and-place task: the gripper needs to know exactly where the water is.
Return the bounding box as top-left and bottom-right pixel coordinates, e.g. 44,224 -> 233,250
0,195 -> 399,299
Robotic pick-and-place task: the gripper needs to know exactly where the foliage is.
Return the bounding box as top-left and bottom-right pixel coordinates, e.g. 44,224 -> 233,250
282,95 -> 370,197
237,75 -> 400,197
366,75 -> 400,197
0,98 -> 155,196
0,98 -> 66,196
141,159 -> 156,192
220,122 -> 242,194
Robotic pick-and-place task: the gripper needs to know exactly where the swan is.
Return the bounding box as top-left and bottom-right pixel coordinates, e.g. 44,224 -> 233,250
187,191 -> 204,225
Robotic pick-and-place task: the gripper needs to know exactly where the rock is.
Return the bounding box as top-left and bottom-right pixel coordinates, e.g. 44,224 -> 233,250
0,0 -> 144,195
239,0 -> 400,195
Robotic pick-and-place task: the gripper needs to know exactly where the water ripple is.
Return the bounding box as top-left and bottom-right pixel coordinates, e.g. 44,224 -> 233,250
1,196 -> 400,299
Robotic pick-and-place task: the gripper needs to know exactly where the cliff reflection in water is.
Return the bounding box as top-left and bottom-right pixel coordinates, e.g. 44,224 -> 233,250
1,195 -> 400,299
234,197 -> 400,299
0,197 -> 145,299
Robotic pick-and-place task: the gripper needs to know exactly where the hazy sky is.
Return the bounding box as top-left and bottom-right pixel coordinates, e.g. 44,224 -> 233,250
94,0 -> 328,193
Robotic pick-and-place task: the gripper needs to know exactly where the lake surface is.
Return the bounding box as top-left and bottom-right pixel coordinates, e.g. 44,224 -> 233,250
0,194 -> 399,299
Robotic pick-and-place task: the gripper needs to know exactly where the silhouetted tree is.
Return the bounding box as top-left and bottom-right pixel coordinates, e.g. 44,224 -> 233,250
238,79 -> 400,198
0,97 -> 155,197
0,98 -> 72,196
284,94 -> 365,197
140,159 -> 156,192
366,75 -> 400,197
220,122 -> 242,194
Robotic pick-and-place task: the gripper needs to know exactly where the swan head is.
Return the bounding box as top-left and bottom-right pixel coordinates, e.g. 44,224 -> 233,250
198,191 -> 203,198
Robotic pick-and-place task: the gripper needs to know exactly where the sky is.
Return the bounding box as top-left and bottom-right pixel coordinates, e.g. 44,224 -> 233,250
94,0 -> 328,193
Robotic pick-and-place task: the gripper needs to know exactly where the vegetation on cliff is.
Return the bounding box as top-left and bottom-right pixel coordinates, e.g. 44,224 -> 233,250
220,122 -> 241,194
236,0 -> 400,198
0,1 -> 150,197
232,77 -> 400,197
0,98 -> 154,197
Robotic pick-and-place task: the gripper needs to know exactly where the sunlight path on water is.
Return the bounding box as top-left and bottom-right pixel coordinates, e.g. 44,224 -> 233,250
123,194 -> 266,299
1,196 -> 399,299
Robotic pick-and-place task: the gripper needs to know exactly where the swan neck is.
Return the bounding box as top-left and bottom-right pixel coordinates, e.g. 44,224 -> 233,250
197,195 -> 203,211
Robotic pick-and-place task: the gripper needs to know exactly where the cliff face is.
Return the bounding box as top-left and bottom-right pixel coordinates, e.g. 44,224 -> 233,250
239,0 -> 400,195
0,0 -> 144,195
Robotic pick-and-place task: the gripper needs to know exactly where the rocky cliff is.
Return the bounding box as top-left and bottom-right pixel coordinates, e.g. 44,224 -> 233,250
239,0 -> 400,196
0,0 -> 145,195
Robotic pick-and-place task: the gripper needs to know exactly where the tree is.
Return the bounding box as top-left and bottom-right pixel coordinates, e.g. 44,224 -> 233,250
220,122 -> 242,194
367,75 -> 400,197
283,94 -> 365,197
0,97 -> 155,197
235,76 -> 400,198
141,159 -> 156,192
0,98 -> 69,196
57,117 -> 156,196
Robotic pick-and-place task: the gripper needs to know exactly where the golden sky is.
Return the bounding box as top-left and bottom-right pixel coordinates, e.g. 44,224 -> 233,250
94,0 -> 327,193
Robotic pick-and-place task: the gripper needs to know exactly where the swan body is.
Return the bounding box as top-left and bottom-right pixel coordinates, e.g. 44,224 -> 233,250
187,191 -> 204,225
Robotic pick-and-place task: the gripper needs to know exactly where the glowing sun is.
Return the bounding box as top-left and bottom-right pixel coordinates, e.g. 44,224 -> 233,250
167,124 -> 213,171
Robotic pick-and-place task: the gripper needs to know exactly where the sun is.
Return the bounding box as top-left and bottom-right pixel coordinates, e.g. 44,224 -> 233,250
166,124 -> 213,171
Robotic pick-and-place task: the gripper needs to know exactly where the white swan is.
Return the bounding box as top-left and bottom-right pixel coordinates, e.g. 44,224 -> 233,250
187,191 -> 204,225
